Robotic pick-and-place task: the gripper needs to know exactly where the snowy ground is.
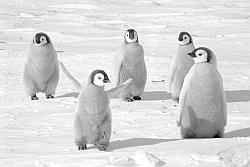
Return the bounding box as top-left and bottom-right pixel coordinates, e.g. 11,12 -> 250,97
1,0 -> 250,166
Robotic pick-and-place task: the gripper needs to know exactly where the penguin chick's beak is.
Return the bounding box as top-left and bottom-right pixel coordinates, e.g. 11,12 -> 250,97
178,37 -> 183,41
188,52 -> 196,58
103,79 -> 111,83
129,32 -> 134,39
33,37 -> 40,44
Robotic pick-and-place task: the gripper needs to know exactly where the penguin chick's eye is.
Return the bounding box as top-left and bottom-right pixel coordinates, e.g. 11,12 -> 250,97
40,36 -> 46,41
95,74 -> 104,80
196,50 -> 207,57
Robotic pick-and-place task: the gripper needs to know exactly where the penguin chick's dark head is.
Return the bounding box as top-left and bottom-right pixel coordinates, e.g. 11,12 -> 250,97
90,70 -> 111,87
33,32 -> 50,46
188,47 -> 212,64
124,29 -> 138,43
178,32 -> 193,45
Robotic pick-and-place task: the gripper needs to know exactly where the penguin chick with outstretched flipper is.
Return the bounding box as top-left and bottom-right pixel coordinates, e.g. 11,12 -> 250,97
23,32 -> 59,100
113,29 -> 147,102
73,69 -> 132,151
177,47 -> 227,138
169,32 -> 195,103
59,61 -> 133,98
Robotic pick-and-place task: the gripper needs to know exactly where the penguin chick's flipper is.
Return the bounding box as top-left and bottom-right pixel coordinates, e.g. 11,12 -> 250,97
220,83 -> 227,126
31,94 -> 39,100
59,61 -> 83,91
124,98 -> 134,102
133,96 -> 141,100
168,58 -> 178,90
106,78 -> 133,98
177,71 -> 192,127
113,46 -> 126,86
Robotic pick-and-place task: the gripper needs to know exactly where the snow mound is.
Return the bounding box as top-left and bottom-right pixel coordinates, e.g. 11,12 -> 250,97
109,151 -> 165,167
109,156 -> 136,166
218,143 -> 250,167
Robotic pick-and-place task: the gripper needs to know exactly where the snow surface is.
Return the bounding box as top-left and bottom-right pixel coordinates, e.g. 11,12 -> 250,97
1,0 -> 250,166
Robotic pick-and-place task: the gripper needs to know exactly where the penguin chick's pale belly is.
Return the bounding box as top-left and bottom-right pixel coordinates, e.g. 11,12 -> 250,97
181,64 -> 224,136
76,85 -> 111,144
119,44 -> 146,96
25,49 -> 59,92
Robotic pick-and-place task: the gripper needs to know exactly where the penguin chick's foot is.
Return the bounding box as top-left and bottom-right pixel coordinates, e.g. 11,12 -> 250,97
123,98 -> 134,102
133,96 -> 141,100
97,145 -> 107,151
46,94 -> 54,99
31,94 -> 39,100
78,145 -> 87,150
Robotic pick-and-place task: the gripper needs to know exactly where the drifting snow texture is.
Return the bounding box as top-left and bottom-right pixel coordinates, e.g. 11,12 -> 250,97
1,0 -> 250,167
218,142 -> 250,167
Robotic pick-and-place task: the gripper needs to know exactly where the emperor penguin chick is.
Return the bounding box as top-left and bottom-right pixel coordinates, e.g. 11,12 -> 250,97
113,29 -> 147,102
74,69 -> 133,151
177,47 -> 227,138
169,32 -> 195,102
23,32 -> 59,100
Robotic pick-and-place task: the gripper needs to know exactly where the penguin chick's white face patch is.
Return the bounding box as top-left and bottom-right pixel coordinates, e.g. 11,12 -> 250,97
125,30 -> 138,43
93,73 -> 106,87
179,34 -> 190,45
193,49 -> 208,64
34,35 -> 48,46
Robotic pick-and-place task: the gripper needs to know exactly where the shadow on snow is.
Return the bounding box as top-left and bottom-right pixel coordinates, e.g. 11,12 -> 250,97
224,127 -> 250,138
55,92 -> 79,98
225,90 -> 250,103
55,91 -> 172,101
55,90 -> 250,103
108,138 -> 178,151
141,91 -> 172,101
